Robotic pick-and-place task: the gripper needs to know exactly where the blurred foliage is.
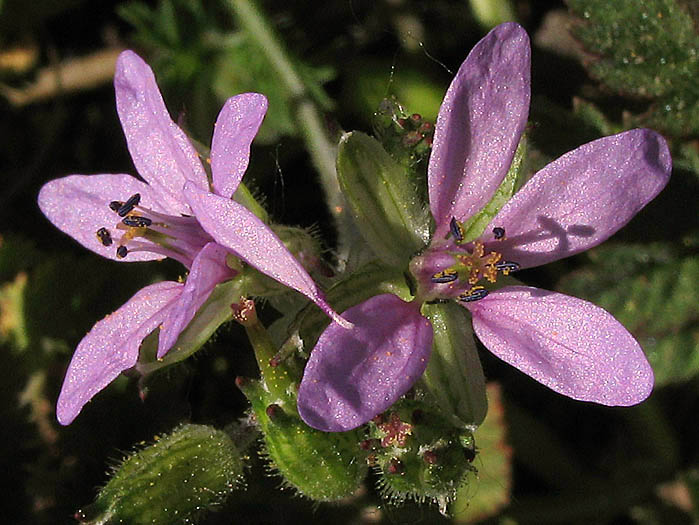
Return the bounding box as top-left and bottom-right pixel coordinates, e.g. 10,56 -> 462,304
1,0 -> 698,523
568,0 -> 699,137
558,241 -> 699,387
118,0 -> 335,142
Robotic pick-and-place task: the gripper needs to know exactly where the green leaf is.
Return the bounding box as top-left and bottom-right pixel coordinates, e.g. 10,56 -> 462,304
557,243 -> 699,386
568,0 -> 699,136
337,131 -> 431,266
450,383 -> 512,522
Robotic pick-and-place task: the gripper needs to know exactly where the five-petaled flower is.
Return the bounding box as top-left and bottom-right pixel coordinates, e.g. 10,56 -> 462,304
39,50 -> 348,425
297,23 -> 672,432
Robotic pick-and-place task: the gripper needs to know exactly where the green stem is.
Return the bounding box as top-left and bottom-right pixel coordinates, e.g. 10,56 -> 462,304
243,311 -> 295,404
228,0 -> 352,256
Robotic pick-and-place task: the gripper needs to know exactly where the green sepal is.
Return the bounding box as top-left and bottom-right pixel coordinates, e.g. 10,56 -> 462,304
76,424 -> 244,524
240,377 -> 368,502
337,131 -> 431,266
289,260 -> 411,353
420,302 -> 488,428
460,133 -> 527,243
136,278 -> 243,376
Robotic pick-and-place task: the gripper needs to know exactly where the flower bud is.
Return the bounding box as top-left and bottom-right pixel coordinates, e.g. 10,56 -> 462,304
75,424 -> 243,524
336,131 -> 431,266
369,400 -> 477,514
238,377 -> 368,502
272,225 -> 333,278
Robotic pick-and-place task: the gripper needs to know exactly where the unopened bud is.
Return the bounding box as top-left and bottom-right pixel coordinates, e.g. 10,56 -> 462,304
75,424 -> 243,524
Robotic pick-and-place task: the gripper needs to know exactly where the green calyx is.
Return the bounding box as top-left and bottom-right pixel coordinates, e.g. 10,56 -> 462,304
369,399 -> 477,514
420,302 -> 488,428
337,131 -> 431,267
235,301 -> 368,502
76,424 -> 244,525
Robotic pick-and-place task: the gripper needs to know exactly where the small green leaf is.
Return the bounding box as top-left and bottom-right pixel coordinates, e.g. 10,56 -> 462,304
337,131 -> 431,266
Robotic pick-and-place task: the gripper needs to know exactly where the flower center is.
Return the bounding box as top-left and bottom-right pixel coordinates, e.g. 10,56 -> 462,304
95,193 -> 212,268
410,218 -> 520,304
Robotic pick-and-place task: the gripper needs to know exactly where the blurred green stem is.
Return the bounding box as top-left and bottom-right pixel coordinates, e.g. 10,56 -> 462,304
228,0 -> 351,257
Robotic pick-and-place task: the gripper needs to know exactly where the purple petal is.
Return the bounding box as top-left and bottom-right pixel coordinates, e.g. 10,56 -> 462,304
157,242 -> 235,358
428,22 -> 530,235
467,286 -> 653,406
38,174 -> 169,262
298,294 -> 433,432
211,93 -> 268,198
486,129 -> 672,268
183,183 -> 351,328
56,281 -> 184,425
114,50 -> 208,214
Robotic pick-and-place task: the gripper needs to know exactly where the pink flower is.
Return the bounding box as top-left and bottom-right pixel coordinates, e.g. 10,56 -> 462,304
298,23 -> 671,432
39,51 -> 347,425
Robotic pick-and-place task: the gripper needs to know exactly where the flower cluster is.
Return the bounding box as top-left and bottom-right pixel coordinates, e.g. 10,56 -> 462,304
39,51 -> 347,425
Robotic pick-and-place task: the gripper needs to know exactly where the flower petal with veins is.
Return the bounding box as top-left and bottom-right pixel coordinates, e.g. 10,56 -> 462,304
298,294 -> 432,432
467,286 -> 654,406
56,281 -> 183,425
184,183 -> 351,329
211,93 -> 268,198
428,22 -> 530,236
157,242 -> 236,358
38,174 -> 168,262
485,129 -> 672,269
115,50 -> 209,214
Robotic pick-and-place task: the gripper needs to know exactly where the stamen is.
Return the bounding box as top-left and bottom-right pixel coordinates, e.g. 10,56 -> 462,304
116,245 -> 128,258
493,227 -> 505,240
495,261 -> 520,275
96,227 -> 112,246
117,193 -> 141,217
122,216 -> 153,228
449,217 -> 464,243
431,269 -> 458,283
458,286 -> 488,303
109,201 -> 123,212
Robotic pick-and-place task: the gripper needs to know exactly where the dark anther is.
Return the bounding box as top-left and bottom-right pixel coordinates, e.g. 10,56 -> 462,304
431,270 -> 458,284
493,226 -> 505,240
109,201 -> 123,212
495,261 -> 520,274
96,227 -> 112,246
122,216 -> 152,228
458,286 -> 488,303
116,245 -> 128,259
463,446 -> 476,462
117,193 -> 141,217
423,450 -> 438,465
387,458 -> 404,475
450,216 -> 464,242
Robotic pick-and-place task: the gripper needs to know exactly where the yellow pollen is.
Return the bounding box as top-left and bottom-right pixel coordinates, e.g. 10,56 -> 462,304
455,241 -> 503,286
